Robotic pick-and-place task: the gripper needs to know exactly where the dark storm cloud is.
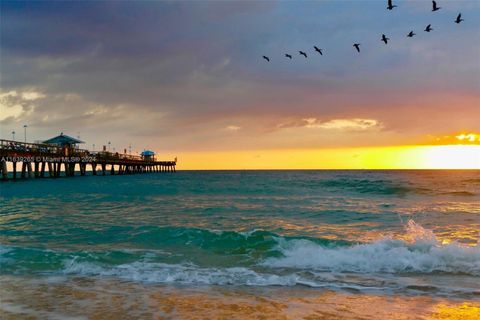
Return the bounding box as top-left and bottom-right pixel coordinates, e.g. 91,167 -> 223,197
1,1 -> 279,114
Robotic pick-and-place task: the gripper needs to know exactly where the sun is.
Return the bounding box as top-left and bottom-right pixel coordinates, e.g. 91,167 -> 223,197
419,145 -> 480,169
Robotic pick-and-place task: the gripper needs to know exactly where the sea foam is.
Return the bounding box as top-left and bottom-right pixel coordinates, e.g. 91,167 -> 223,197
62,260 -> 314,287
262,220 -> 480,275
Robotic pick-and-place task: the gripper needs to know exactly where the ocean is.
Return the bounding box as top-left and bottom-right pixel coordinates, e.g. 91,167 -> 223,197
1,170 -> 479,319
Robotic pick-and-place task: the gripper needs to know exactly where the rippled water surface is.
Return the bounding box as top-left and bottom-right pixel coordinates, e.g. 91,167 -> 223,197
1,170 -> 479,319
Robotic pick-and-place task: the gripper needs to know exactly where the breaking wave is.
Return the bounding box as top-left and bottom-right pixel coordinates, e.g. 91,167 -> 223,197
2,221 -> 479,280
262,236 -> 480,276
263,220 -> 480,275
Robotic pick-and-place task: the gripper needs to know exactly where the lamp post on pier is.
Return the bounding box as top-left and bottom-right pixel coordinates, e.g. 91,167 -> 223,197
11,130 -> 15,140
23,124 -> 28,143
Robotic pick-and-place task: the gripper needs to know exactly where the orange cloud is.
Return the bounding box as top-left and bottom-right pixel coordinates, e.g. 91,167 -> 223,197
456,133 -> 480,143
306,118 -> 382,131
427,133 -> 480,145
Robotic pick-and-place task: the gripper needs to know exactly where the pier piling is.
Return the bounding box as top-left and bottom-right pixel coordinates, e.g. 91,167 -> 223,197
1,160 -> 7,180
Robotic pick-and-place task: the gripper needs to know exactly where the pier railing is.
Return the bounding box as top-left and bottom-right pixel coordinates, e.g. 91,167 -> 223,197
1,139 -> 63,155
0,139 -> 154,161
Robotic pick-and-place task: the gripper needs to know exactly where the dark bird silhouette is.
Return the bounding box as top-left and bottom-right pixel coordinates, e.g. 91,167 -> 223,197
353,43 -> 361,53
387,0 -> 397,10
425,24 -> 433,32
407,31 -> 416,37
432,0 -> 441,12
299,51 -> 307,58
314,46 -> 323,55
455,13 -> 464,24
262,56 -> 270,62
381,34 -> 389,44
285,54 -> 292,59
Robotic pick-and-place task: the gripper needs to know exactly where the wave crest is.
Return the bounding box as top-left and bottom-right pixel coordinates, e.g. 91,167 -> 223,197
262,221 -> 480,275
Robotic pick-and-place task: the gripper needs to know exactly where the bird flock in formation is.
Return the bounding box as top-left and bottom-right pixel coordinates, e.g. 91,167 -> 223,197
262,0 -> 464,61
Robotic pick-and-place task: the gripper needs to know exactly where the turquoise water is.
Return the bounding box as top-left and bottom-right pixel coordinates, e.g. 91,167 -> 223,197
1,170 -> 479,318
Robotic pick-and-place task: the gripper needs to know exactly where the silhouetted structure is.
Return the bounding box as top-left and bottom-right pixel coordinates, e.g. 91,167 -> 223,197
43,133 -> 84,157
0,137 -> 176,181
141,150 -> 156,161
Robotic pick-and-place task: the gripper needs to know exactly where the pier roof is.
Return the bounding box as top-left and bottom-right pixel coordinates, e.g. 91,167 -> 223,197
141,150 -> 155,156
43,133 -> 84,146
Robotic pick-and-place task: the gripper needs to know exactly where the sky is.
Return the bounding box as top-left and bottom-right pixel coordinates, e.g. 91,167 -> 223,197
1,0 -> 479,169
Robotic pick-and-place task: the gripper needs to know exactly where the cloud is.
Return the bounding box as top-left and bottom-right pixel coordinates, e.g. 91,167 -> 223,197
225,125 -> 241,131
309,118 -> 382,131
278,118 -> 383,131
0,1 -> 479,152
0,103 -> 23,121
21,91 -> 46,100
456,133 -> 480,143
424,132 -> 480,145
0,90 -> 45,101
0,90 -> 44,121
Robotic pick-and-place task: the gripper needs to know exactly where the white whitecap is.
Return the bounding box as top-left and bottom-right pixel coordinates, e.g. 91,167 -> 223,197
261,237 -> 480,275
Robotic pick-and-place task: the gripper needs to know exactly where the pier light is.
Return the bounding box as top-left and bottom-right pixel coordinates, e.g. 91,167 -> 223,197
108,141 -> 111,151
23,124 -> 28,143
11,130 -> 15,140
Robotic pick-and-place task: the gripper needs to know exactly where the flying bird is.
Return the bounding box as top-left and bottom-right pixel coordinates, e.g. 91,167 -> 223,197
262,56 -> 270,62
299,51 -> 307,58
314,46 -> 323,55
432,0 -> 441,12
285,54 -> 292,59
381,34 -> 389,44
407,31 -> 416,37
353,43 -> 361,53
425,24 -> 433,32
387,0 -> 397,10
455,13 -> 464,24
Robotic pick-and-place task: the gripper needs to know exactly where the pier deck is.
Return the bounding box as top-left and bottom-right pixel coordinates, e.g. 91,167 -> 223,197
0,139 -> 176,180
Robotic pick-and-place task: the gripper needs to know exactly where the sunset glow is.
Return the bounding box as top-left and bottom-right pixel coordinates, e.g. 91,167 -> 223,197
175,145 -> 480,170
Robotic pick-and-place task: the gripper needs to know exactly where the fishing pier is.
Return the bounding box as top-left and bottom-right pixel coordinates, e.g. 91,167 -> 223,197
0,134 -> 176,181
